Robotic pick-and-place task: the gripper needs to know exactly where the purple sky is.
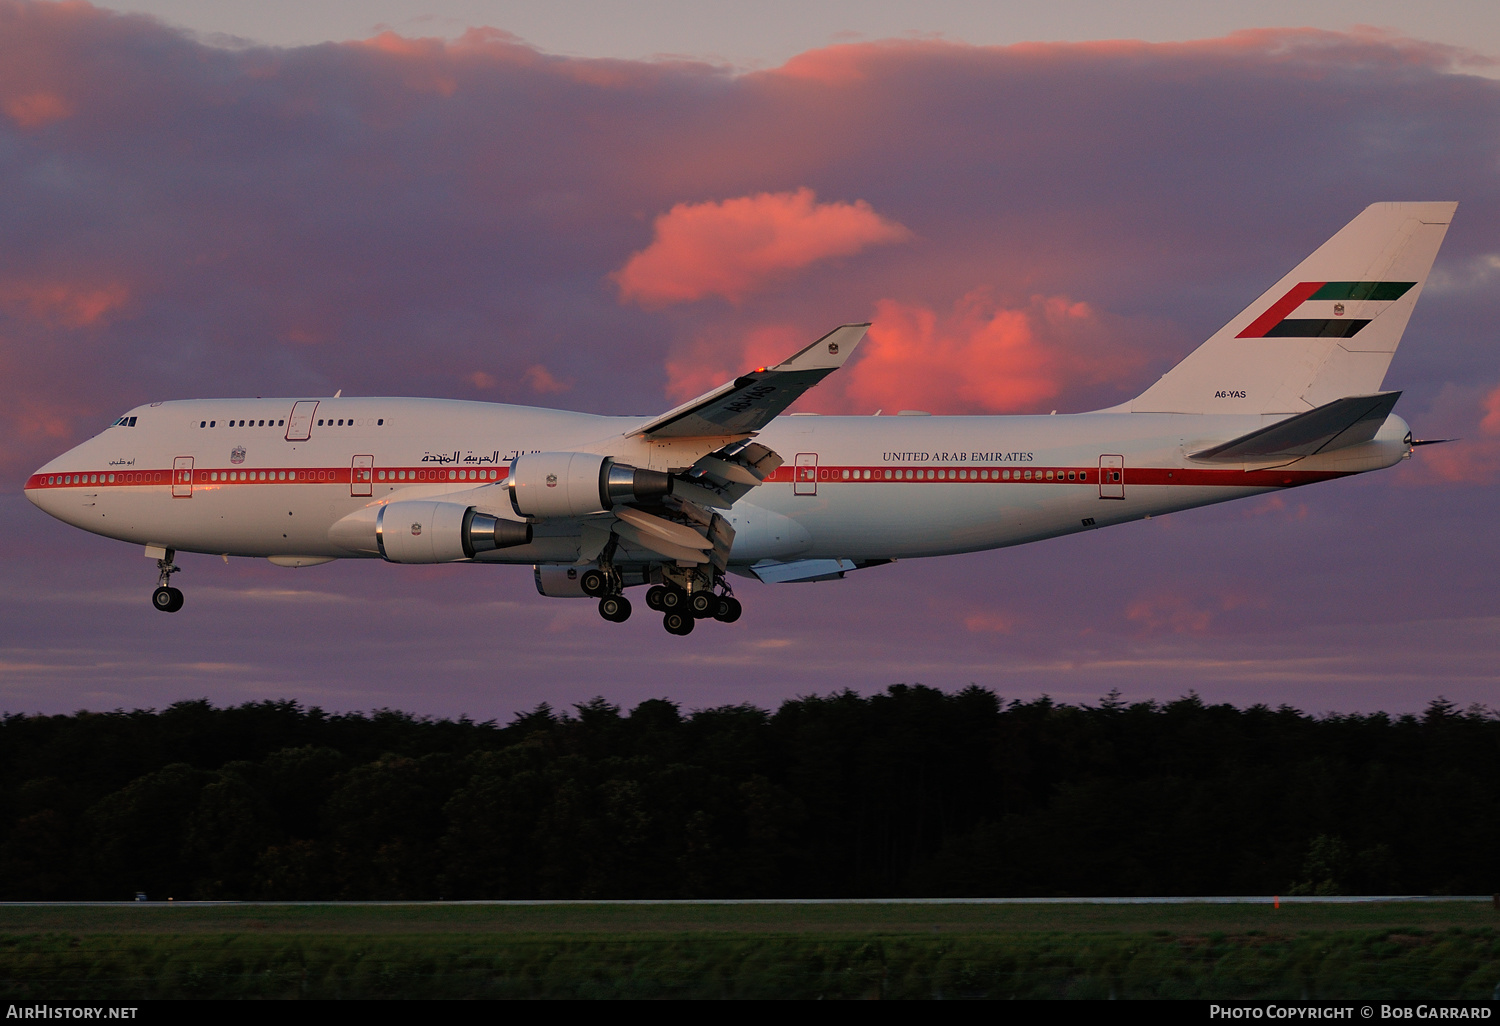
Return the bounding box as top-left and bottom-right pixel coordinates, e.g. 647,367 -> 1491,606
2,2 -> 1498,720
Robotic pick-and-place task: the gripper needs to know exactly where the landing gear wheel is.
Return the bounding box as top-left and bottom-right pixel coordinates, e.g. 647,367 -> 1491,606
153,586 -> 183,613
713,596 -> 742,623
663,610 -> 695,636
598,595 -> 631,623
579,568 -> 610,597
645,585 -> 668,611
657,587 -> 686,612
688,591 -> 718,619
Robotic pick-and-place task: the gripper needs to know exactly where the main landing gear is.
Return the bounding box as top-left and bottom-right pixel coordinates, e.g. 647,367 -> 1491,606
151,549 -> 184,613
577,546 -> 740,635
644,584 -> 740,635
578,565 -> 634,624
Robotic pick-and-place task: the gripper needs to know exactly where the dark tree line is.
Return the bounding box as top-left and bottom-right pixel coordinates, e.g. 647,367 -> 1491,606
0,688 -> 1495,900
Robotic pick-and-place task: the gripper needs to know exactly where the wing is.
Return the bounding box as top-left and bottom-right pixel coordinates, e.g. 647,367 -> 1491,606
578,324 -> 868,568
630,323 -> 869,440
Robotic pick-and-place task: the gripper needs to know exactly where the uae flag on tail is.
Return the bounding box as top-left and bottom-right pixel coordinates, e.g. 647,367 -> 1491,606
1237,281 -> 1416,339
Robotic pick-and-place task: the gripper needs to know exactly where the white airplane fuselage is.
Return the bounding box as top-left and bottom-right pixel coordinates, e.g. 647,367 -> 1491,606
24,396 -> 1412,566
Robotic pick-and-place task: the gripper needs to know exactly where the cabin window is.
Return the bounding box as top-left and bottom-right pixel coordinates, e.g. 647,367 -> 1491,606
378,419 -> 384,425
199,421 -> 205,428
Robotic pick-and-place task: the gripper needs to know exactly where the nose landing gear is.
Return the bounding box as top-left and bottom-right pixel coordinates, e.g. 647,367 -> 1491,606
151,549 -> 184,613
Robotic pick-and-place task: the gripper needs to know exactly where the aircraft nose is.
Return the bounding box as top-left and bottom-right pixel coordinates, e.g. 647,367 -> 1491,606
25,467 -> 50,510
25,460 -> 70,515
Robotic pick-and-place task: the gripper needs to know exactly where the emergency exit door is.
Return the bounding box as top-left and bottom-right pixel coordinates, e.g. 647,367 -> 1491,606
285,401 -> 318,441
794,453 -> 818,495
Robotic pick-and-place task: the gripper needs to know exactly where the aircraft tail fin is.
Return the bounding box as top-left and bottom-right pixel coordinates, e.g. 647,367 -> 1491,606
1130,202 -> 1455,415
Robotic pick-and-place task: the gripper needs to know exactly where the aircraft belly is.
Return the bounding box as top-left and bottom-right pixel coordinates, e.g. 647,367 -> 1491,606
755,480 -> 1282,559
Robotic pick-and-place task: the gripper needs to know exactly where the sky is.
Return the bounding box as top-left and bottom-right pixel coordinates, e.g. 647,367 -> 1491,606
1,0 -> 1498,721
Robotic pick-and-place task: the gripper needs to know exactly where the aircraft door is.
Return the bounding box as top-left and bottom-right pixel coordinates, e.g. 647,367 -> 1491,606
1099,455 -> 1124,499
351,455 -> 374,497
285,401 -> 318,441
172,456 -> 194,498
794,453 -> 818,495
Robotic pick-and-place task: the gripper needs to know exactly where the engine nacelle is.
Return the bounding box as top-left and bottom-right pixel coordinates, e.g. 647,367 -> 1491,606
376,500 -> 531,563
533,564 -> 590,598
508,452 -> 672,519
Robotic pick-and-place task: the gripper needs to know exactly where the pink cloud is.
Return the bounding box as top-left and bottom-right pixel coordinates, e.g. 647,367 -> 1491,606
1125,591 -> 1267,635
1482,387 -> 1500,435
1412,440 -> 1500,485
841,292 -> 1142,415
348,32 -> 459,97
613,188 -> 909,307
1125,593 -> 1216,635
1399,387 -> 1500,486
964,611 -> 1018,634
0,278 -> 130,328
2,90 -> 70,128
658,293 -> 1147,417
524,364 -> 571,394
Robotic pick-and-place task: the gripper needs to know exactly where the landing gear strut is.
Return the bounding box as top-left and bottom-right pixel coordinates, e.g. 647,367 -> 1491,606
151,549 -> 184,613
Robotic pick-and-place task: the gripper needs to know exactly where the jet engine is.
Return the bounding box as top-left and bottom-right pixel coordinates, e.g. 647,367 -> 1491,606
376,500 -> 531,563
508,452 -> 672,519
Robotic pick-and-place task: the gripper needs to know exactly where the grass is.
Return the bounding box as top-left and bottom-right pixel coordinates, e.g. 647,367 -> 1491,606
2,901 -> 1497,999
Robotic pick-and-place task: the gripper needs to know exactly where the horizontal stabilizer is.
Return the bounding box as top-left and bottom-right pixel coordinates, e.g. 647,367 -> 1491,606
1190,392 -> 1401,462
632,324 -> 868,440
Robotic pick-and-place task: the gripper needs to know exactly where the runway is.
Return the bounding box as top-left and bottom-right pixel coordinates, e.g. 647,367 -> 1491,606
1,895 -> 1489,907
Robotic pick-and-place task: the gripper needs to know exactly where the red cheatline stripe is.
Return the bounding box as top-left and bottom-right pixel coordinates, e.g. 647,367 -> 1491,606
27,464 -> 1352,491
1236,281 -> 1325,338
25,467 -> 513,488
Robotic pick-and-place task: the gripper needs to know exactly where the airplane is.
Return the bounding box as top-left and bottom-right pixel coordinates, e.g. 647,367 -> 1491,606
25,202 -> 1456,635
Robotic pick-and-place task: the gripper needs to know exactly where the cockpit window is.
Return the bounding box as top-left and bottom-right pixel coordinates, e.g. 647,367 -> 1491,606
111,416 -> 138,427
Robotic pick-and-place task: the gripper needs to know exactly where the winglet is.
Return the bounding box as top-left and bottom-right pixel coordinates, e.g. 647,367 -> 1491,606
768,323 -> 868,373
632,323 -> 869,440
